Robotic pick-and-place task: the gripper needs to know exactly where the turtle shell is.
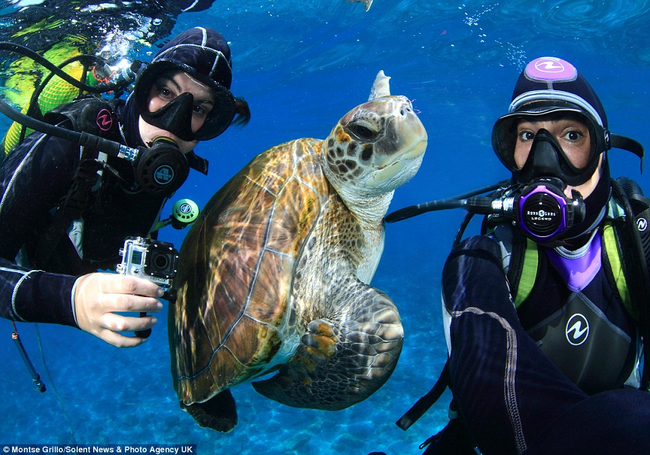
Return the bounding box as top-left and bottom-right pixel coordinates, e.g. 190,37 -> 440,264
170,138 -> 329,405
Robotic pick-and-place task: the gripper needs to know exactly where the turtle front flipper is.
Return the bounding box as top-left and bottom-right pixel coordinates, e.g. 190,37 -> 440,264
252,285 -> 403,410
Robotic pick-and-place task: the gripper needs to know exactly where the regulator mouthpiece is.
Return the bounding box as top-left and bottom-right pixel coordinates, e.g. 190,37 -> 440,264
488,178 -> 586,243
134,136 -> 189,196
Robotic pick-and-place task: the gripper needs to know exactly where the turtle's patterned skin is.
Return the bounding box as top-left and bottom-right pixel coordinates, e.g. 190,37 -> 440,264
169,71 -> 427,432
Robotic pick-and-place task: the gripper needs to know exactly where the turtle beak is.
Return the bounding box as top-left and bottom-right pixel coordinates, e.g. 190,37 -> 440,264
368,99 -> 428,189
370,137 -> 427,186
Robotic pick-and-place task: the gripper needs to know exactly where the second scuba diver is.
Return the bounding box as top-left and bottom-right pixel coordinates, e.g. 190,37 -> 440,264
0,26 -> 251,348
388,56 -> 650,455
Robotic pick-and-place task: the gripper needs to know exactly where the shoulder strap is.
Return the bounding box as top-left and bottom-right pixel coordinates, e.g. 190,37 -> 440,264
31,97 -> 122,270
511,236 -> 539,307
602,222 -> 634,318
44,96 -> 123,141
489,223 -> 539,308
31,158 -> 104,270
396,361 -> 450,431
609,177 -> 650,389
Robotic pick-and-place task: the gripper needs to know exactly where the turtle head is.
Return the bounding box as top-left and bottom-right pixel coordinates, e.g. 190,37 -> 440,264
323,71 -> 427,214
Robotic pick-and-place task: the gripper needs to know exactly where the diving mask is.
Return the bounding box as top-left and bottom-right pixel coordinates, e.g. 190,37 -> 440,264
136,64 -> 236,142
492,103 -> 609,186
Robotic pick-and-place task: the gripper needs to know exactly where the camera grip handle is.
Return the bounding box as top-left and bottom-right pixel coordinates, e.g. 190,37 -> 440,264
134,290 -> 176,338
135,312 -> 152,338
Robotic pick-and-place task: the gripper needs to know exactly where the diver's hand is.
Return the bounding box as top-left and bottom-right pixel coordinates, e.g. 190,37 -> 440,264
72,273 -> 164,347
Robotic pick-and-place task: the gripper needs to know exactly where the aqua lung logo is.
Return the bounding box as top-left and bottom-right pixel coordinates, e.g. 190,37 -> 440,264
526,57 -> 577,83
154,165 -> 175,185
527,208 -> 558,221
638,217 -> 648,232
566,313 -> 589,346
534,58 -> 566,74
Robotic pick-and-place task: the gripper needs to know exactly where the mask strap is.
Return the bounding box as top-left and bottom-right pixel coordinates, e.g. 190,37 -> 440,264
611,134 -> 644,171
186,151 -> 209,175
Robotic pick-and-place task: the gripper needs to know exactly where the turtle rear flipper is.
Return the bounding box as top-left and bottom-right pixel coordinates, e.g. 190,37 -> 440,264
182,389 -> 238,433
253,286 -> 403,410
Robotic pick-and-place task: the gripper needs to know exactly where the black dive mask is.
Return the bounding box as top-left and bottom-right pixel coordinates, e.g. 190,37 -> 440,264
492,103 -> 644,186
140,92 -> 195,142
492,107 -> 608,187
137,83 -> 236,142
516,128 -> 599,187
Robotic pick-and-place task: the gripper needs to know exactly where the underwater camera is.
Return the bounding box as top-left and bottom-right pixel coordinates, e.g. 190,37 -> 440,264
117,236 -> 178,291
116,237 -> 178,338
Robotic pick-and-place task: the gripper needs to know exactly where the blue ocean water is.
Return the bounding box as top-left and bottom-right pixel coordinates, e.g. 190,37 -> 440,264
1,1 -> 649,454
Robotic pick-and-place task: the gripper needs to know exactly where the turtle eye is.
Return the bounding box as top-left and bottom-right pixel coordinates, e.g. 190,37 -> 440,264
347,119 -> 380,141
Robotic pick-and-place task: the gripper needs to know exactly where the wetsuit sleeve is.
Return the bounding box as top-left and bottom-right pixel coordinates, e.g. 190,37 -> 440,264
0,257 -> 78,326
0,133 -> 81,328
441,235 -> 587,455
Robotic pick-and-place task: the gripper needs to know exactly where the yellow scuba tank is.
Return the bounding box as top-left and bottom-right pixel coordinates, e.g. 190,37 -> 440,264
2,64 -> 105,155
0,36 -> 107,156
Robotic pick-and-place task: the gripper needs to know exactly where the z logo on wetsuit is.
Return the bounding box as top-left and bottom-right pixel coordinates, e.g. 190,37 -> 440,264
566,313 -> 589,346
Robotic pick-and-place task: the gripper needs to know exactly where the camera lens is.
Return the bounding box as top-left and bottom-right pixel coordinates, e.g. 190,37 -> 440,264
152,252 -> 170,270
142,241 -> 178,279
146,250 -> 173,277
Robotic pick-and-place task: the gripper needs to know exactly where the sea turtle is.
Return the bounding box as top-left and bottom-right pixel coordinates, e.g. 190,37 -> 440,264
169,70 -> 428,433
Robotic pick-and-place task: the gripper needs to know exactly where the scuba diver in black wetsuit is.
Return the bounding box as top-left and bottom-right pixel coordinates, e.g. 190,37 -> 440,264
0,0 -> 216,157
384,57 -> 650,455
0,26 -> 250,348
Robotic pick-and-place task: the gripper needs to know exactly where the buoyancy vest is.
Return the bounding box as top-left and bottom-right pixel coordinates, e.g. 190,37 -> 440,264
396,177 -> 650,453
27,97 -> 165,274
44,96 -> 124,143
490,220 -> 638,394
493,177 -> 650,390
